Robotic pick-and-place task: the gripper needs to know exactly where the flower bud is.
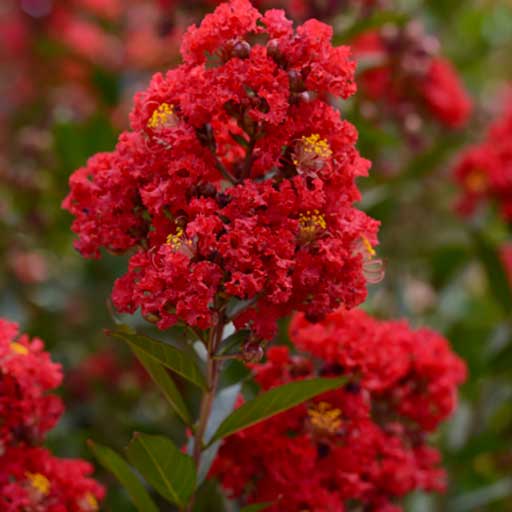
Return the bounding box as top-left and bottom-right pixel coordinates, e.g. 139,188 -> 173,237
232,40 -> 251,59
241,340 -> 264,363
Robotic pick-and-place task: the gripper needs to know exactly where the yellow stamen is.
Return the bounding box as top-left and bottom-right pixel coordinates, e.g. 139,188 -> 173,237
166,227 -> 194,256
465,170 -> 487,193
147,103 -> 177,130
10,342 -> 28,355
295,134 -> 332,162
357,235 -> 384,284
361,236 -> 376,257
298,210 -> 327,240
308,402 -> 342,434
26,472 -> 50,496
83,492 -> 99,511
292,134 -> 333,177
167,227 -> 187,249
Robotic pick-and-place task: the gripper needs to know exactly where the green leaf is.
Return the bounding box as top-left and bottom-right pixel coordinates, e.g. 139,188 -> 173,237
472,230 -> 512,313
240,503 -> 273,512
110,330 -> 207,390
209,377 -> 346,443
192,479 -> 227,512
217,329 -> 250,356
88,441 -> 159,512
131,346 -> 193,426
126,433 -> 196,507
226,297 -> 256,319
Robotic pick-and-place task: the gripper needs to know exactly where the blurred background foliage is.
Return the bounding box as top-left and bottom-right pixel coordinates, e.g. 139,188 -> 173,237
1,0 -> 512,510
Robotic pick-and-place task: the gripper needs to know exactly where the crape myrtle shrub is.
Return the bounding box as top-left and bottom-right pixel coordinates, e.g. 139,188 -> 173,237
59,1 -> 470,511
1,0 -> 512,510
63,0 -> 382,341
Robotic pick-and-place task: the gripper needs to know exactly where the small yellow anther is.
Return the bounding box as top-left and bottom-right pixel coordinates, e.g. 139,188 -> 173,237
26,472 -> 50,496
166,227 -> 194,256
83,492 -> 99,511
465,170 -> 487,194
308,402 -> 342,434
166,227 -> 185,249
356,236 -> 384,284
298,210 -> 327,241
292,134 -> 332,176
147,103 -> 177,130
361,236 -> 376,257
10,342 -> 28,355
301,134 -> 332,158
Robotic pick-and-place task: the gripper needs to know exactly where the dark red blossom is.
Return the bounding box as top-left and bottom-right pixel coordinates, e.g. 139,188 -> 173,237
211,308 -> 466,511
0,446 -> 104,512
291,308 -> 467,430
64,0 -> 380,339
0,318 -> 63,448
353,24 -> 471,134
454,92 -> 512,221
0,318 -> 105,510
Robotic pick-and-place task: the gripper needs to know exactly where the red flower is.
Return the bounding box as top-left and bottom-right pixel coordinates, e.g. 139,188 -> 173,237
0,318 -> 105,510
0,318 -> 63,447
353,25 -> 471,132
421,58 -> 472,129
291,308 -> 467,430
64,0 -> 380,339
454,92 -> 512,221
212,308 -> 466,511
0,446 -> 104,512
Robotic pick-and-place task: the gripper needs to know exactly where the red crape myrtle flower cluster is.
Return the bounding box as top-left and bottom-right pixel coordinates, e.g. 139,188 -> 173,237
0,318 -> 104,511
212,308 -> 466,511
64,0 -> 382,340
454,92 -> 512,221
353,22 -> 472,138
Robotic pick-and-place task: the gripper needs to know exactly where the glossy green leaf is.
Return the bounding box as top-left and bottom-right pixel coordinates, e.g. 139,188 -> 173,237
226,297 -> 256,319
192,479 -> 227,512
126,433 -> 196,507
131,346 -> 193,426
217,329 -> 250,356
111,330 -> 207,390
209,377 -> 346,444
88,441 -> 159,512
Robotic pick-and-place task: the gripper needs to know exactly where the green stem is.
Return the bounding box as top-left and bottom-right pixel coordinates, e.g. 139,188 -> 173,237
185,313 -> 225,512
